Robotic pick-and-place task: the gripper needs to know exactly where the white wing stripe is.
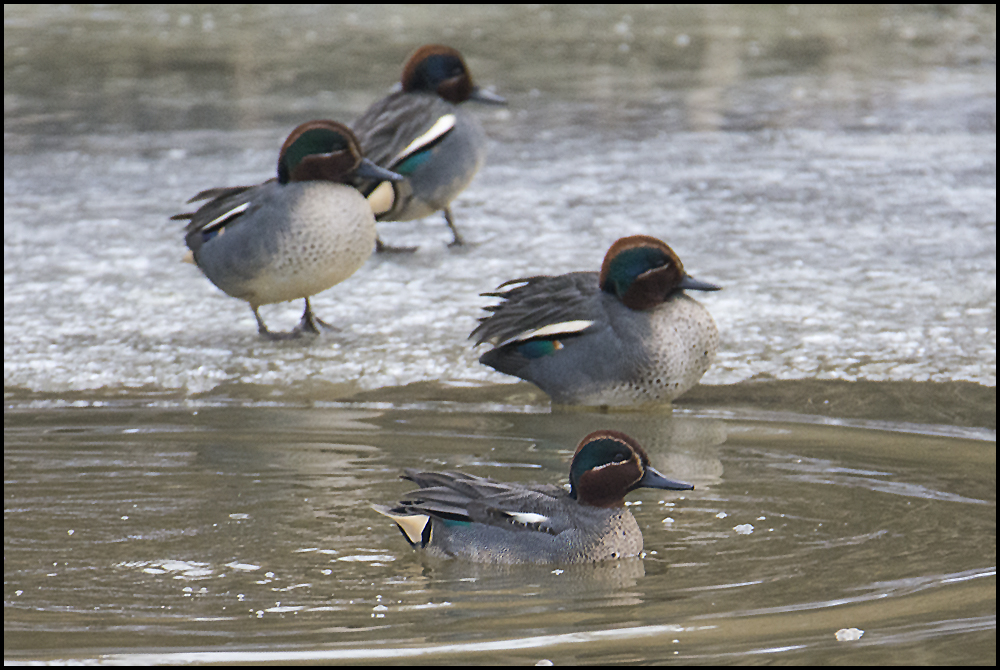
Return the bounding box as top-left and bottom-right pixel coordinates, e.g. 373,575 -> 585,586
393,114 -> 456,164
205,202 -> 250,232
509,512 -> 549,525
499,320 -> 595,347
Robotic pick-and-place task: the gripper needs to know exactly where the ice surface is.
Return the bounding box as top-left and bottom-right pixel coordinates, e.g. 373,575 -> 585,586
4,5 -> 995,398
4,129 -> 994,396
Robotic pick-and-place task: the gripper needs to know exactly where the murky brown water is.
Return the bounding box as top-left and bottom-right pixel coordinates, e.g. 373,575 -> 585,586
4,382 -> 996,664
4,4 -> 996,664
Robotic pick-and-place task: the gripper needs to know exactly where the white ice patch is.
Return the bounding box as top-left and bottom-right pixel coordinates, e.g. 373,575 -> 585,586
835,627 -> 864,642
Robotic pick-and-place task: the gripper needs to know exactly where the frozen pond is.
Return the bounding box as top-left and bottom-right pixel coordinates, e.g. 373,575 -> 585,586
4,5 -> 995,397
3,4 -> 996,665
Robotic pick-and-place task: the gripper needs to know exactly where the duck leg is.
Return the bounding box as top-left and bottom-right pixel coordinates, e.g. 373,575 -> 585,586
444,207 -> 465,247
251,301 -> 330,340
294,297 -> 337,335
252,305 -> 291,340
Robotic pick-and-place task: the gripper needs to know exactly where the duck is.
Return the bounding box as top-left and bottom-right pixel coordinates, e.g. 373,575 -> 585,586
373,430 -> 693,564
174,120 -> 402,339
471,235 -> 721,406
350,44 -> 506,250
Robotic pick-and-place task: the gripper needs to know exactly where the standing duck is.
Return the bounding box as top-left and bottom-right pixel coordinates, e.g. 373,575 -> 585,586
175,120 -> 401,339
374,430 -> 693,564
351,44 -> 506,250
472,235 -> 721,405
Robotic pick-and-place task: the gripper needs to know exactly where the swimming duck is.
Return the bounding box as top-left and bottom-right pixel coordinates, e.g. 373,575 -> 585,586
174,120 -> 401,339
350,44 -> 506,250
374,430 -> 693,564
471,235 -> 721,405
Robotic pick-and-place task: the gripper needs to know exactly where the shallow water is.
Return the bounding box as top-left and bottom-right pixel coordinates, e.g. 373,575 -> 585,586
3,4 -> 996,665
4,402 -> 995,664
